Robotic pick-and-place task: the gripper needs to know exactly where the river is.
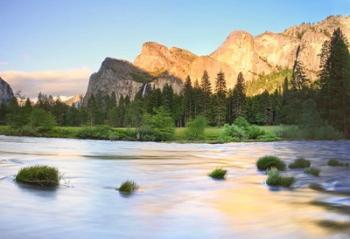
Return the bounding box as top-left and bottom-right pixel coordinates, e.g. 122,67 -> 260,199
0,136 -> 349,239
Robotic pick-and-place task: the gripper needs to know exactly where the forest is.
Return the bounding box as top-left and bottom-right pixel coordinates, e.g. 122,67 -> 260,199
0,28 -> 349,141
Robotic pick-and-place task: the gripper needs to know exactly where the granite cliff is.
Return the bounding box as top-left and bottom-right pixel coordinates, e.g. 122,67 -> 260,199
0,77 -> 14,104
85,15 -> 350,102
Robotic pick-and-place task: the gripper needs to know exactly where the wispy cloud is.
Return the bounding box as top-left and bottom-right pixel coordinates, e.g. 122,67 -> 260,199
0,68 -> 91,98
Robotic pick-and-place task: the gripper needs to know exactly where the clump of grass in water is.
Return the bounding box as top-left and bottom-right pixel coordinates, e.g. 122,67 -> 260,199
304,167 -> 320,177
328,159 -> 349,167
289,157 -> 311,169
117,180 -> 138,194
266,168 -> 294,187
15,165 -> 59,187
256,155 -> 286,171
208,168 -> 227,180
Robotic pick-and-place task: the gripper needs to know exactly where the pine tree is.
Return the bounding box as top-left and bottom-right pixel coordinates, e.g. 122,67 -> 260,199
162,84 -> 174,115
183,76 -> 193,122
291,59 -> 310,92
214,71 -> 227,126
200,71 -> 213,120
192,79 -> 202,117
228,72 -> 246,122
318,28 -> 350,136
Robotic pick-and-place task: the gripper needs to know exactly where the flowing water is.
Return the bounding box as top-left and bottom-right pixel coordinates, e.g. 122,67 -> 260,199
0,135 -> 350,239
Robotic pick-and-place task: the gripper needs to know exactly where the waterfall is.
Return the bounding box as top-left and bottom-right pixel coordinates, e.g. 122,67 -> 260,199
141,83 -> 148,97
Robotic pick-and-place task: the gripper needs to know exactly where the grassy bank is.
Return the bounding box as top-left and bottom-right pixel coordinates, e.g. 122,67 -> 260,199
0,124 -> 343,143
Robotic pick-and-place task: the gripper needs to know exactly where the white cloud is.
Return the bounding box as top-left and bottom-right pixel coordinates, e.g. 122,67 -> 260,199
0,68 -> 92,98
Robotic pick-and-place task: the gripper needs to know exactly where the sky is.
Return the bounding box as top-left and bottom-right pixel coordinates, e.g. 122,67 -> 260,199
0,0 -> 349,97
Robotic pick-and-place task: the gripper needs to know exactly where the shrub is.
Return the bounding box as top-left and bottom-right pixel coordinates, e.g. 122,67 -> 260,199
15,165 -> 59,186
139,107 -> 175,141
208,168 -> 227,180
30,108 -> 56,131
289,157 -> 311,169
221,124 -> 246,141
327,159 -> 349,167
77,126 -> 136,140
304,167 -> 320,177
246,125 -> 266,139
233,116 -> 250,129
220,117 -> 274,142
184,116 -> 208,140
256,155 -> 286,171
266,168 -> 294,187
118,180 -> 138,194
77,125 -> 112,140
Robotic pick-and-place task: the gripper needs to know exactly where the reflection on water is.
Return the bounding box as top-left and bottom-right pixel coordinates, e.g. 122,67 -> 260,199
0,135 -> 349,239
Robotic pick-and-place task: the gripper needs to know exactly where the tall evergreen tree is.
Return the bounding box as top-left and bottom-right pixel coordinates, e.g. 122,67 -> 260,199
291,59 -> 310,92
318,28 -> 350,136
228,72 -> 246,122
183,76 -> 193,122
214,71 -> 227,126
200,71 -> 213,121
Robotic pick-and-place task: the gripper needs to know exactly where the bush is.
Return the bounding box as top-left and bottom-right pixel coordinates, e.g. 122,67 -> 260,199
139,107 -> 175,141
233,116 -> 250,129
184,116 -> 208,140
118,180 -> 138,194
256,155 -> 286,171
208,168 -> 227,180
221,124 -> 246,141
266,168 -> 294,187
30,108 -> 56,131
220,117 -> 275,142
77,125 -> 112,140
15,165 -> 59,186
327,159 -> 349,167
304,167 -> 320,177
246,125 -> 266,139
289,157 -> 311,169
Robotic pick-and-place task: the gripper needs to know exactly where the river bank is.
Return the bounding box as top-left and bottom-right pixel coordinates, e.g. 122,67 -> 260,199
0,125 -> 344,143
0,125 -> 290,143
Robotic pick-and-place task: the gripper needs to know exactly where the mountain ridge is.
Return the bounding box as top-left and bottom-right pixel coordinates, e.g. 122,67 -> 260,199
85,15 -> 350,102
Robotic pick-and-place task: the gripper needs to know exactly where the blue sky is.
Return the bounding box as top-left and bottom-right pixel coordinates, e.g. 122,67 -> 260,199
0,0 -> 349,96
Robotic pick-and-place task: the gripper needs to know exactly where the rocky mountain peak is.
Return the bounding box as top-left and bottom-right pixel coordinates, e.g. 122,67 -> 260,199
84,15 -> 350,102
0,77 -> 14,104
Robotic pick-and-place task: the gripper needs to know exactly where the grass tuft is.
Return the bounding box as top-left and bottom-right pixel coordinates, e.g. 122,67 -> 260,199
15,165 -> 59,187
327,159 -> 349,167
304,167 -> 320,177
208,168 -> 227,180
118,180 -> 138,194
256,156 -> 286,171
289,157 -> 311,169
266,168 -> 294,187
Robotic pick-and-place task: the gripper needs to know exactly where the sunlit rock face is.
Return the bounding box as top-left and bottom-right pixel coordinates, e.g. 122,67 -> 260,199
85,15 -> 350,100
84,57 -> 183,103
283,16 -> 350,79
84,58 -> 145,103
134,42 -> 197,80
0,77 -> 14,103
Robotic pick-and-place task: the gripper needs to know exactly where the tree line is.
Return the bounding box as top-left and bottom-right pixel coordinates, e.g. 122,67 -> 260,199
1,28 -> 349,138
